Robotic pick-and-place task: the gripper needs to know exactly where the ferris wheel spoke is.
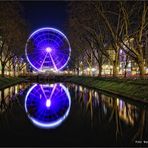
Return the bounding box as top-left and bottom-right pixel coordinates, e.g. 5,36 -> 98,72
49,53 -> 58,71
40,52 -> 49,70
40,85 -> 48,100
49,84 -> 57,100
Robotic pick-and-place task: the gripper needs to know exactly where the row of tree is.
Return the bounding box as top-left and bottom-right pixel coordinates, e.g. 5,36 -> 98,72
0,1 -> 29,77
68,1 -> 148,78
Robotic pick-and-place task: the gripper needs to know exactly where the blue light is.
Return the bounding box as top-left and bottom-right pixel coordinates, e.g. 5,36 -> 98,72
25,83 -> 71,129
25,27 -> 71,72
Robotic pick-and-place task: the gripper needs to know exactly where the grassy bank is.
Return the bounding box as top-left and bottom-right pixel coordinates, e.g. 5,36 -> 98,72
21,75 -> 148,104
0,76 -> 25,90
60,76 -> 148,103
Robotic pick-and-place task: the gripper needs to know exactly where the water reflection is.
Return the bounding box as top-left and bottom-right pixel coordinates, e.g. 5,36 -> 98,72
72,85 -> 139,125
0,83 -> 28,113
25,83 -> 71,129
68,84 -> 148,143
0,82 -> 147,146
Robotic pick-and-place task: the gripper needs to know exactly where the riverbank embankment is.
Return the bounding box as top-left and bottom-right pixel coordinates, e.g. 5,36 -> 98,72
0,76 -> 25,90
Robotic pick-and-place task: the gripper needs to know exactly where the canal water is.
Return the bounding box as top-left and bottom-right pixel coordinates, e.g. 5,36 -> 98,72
0,82 -> 148,147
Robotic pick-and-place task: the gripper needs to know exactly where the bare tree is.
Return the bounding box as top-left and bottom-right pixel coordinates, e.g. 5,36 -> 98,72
118,2 -> 148,78
68,1 -> 148,78
0,2 -> 28,77
68,2 -> 107,76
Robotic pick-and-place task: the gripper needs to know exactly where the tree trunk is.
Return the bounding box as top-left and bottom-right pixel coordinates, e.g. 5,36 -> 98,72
76,67 -> 79,75
138,60 -> 145,78
8,61 -> 11,77
13,66 -> 16,77
113,51 -> 119,77
81,63 -> 84,75
9,68 -> 11,77
124,56 -> 129,78
124,69 -> 127,78
98,64 -> 102,77
13,69 -> 16,77
1,63 -> 5,77
124,62 -> 128,78
18,68 -> 20,76
89,65 -> 92,76
113,61 -> 118,77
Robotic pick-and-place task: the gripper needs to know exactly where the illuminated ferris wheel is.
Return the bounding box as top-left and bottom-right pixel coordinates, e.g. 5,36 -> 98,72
25,27 -> 71,71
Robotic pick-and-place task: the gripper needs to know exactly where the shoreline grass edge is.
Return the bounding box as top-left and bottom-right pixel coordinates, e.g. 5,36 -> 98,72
0,76 -> 25,90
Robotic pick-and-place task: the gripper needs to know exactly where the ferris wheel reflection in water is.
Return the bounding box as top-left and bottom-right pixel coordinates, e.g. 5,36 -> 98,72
24,83 -> 71,129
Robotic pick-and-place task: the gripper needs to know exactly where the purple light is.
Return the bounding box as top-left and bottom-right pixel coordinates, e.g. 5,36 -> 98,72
25,27 -> 71,72
25,83 -> 71,129
46,47 -> 52,53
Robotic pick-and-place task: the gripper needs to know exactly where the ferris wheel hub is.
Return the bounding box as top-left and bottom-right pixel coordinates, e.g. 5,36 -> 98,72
46,99 -> 51,108
46,47 -> 52,53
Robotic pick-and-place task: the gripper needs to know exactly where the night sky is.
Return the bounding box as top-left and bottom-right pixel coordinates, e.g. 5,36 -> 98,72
21,1 -> 69,34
